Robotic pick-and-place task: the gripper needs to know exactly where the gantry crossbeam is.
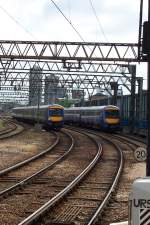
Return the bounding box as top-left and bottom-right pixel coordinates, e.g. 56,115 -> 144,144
0,59 -> 132,74
0,40 -> 143,104
0,40 -> 141,62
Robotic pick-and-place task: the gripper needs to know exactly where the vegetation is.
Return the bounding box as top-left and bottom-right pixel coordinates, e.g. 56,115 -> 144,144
57,98 -> 78,107
0,119 -> 4,128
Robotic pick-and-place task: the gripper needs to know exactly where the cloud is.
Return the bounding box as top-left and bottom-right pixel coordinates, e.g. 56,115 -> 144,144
0,0 -> 147,88
0,0 -> 147,43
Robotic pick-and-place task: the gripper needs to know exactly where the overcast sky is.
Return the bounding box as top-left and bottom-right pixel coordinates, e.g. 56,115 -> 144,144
0,0 -> 148,89
0,0 -> 148,42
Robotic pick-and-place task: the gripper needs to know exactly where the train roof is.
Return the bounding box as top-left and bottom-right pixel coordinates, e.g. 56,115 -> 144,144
64,105 -> 120,111
13,104 -> 64,110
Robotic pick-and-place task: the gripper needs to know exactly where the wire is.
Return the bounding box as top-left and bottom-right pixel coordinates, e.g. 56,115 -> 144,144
50,0 -> 85,42
0,5 -> 37,40
89,0 -> 108,42
68,0 -> 71,23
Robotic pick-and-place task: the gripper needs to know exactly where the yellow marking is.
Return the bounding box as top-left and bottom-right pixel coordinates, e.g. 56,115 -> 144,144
105,108 -> 119,111
48,116 -> 63,122
105,118 -> 120,124
49,106 -> 64,109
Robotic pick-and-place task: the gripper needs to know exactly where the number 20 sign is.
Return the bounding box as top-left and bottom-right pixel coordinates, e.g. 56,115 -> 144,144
134,147 -> 147,162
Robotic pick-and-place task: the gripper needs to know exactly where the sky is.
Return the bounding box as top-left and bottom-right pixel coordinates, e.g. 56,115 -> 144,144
0,0 -> 148,90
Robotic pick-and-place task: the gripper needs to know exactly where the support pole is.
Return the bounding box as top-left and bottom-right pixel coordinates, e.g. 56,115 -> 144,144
114,83 -> 118,106
147,0 -> 150,176
129,65 -> 136,133
138,0 -> 143,59
136,77 -> 143,132
110,82 -> 118,106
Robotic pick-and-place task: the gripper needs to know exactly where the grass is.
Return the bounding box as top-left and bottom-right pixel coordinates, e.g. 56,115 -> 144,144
0,119 -> 4,128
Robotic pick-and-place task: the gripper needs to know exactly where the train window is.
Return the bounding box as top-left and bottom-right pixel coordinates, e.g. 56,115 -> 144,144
105,110 -> 119,118
49,109 -> 63,116
95,110 -> 100,116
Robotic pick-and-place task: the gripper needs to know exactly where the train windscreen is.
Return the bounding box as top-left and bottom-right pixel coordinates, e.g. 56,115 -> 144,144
49,108 -> 63,116
105,110 -> 119,118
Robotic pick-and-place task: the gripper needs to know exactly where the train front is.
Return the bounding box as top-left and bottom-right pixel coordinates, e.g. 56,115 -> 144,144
103,106 -> 121,131
48,105 -> 64,130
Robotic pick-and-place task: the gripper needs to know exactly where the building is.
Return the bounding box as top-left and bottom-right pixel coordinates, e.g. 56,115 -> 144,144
72,89 -> 84,100
29,66 -> 42,106
75,92 -> 109,107
44,74 -> 66,104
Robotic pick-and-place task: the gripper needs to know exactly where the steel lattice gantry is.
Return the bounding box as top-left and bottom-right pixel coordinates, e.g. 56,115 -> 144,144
0,40 -> 144,104
0,40 -> 141,61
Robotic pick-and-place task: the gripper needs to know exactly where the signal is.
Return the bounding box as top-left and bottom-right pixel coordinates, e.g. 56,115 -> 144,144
142,21 -> 150,56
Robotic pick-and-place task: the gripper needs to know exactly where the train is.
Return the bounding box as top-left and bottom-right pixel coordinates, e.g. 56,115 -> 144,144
64,105 -> 122,132
75,90 -> 148,136
12,104 -> 64,130
12,104 -> 121,132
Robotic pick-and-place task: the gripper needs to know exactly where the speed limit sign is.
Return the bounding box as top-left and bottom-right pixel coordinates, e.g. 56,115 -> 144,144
134,147 -> 147,162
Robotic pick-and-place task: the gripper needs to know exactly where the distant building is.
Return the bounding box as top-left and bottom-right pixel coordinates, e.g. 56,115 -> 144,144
72,89 -> 84,100
90,92 -> 107,101
44,75 -> 66,104
29,66 -> 42,106
75,92 -> 109,107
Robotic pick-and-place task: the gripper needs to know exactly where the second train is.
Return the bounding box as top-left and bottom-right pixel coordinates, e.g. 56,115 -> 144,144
64,105 -> 121,131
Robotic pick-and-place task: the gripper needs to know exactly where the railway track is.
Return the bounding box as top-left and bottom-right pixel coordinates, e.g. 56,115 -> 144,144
120,133 -> 147,145
63,126 -> 146,224
106,133 -> 146,151
0,120 -> 24,139
0,125 -> 142,225
0,128 -> 100,225
0,127 -> 123,225
0,126 -> 121,224
86,130 -> 145,225
0,130 -> 73,195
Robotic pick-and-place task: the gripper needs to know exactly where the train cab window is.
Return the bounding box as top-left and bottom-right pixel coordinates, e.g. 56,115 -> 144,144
49,109 -> 63,116
105,110 -> 119,118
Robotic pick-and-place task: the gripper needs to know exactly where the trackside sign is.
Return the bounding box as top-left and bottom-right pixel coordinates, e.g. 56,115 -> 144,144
133,199 -> 150,208
129,178 -> 150,225
134,147 -> 147,162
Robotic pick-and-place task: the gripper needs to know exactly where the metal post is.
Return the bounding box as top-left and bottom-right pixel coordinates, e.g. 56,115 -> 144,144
36,83 -> 40,129
129,65 -> 136,133
114,83 -> 118,105
146,0 -> 150,176
110,82 -> 118,105
136,77 -> 143,133
138,0 -> 143,59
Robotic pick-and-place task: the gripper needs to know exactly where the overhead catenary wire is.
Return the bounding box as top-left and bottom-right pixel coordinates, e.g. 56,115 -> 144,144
50,0 -> 100,59
89,0 -> 108,42
0,5 -> 37,40
50,0 -> 86,42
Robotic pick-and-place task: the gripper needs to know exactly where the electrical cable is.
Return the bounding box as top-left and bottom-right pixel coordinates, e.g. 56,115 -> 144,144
0,5 -> 37,40
89,0 -> 108,42
50,0 -> 86,42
